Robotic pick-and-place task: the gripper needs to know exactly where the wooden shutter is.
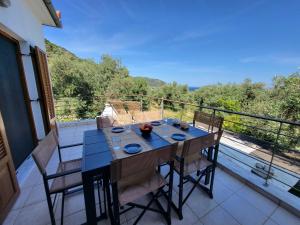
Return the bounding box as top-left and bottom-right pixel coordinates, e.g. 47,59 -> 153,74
0,112 -> 19,223
34,47 -> 56,134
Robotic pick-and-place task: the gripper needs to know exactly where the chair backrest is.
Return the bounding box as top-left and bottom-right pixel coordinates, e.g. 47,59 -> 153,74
116,113 -> 133,125
32,130 -> 58,175
50,117 -> 59,137
132,111 -> 146,123
133,110 -> 162,123
110,100 -> 127,114
181,130 -> 223,158
193,111 -> 224,132
110,143 -> 178,184
144,110 -> 162,121
124,101 -> 141,115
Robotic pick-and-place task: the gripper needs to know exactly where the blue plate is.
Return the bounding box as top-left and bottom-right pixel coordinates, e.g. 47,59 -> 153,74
124,143 -> 142,154
171,133 -> 186,141
111,127 -> 125,133
151,121 -> 161,126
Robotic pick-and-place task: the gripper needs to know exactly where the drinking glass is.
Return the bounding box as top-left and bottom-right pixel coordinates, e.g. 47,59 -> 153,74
125,124 -> 131,133
162,118 -> 169,138
111,136 -> 121,150
163,118 -> 168,125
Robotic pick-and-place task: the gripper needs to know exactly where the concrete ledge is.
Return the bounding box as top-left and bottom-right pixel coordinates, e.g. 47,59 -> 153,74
217,158 -> 300,217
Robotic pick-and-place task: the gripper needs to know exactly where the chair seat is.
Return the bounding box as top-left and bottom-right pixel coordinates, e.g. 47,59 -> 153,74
50,159 -> 82,193
175,157 -> 212,176
118,172 -> 166,206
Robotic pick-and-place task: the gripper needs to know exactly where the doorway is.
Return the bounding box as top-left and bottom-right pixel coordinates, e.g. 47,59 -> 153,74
0,30 -> 37,168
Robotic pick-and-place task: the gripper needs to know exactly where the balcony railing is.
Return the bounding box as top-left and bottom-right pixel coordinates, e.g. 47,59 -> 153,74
54,95 -> 300,199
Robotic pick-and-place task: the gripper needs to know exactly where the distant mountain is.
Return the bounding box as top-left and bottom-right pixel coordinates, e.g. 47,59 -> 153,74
45,39 -> 78,60
134,76 -> 166,87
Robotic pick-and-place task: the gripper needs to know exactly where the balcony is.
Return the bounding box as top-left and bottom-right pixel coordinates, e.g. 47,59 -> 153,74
3,123 -> 298,225
4,96 -> 300,225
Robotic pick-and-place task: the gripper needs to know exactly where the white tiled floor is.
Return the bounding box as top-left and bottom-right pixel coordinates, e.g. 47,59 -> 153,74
4,123 -> 300,225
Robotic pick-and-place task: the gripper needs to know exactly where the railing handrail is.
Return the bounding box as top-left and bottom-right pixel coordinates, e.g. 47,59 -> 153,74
199,106 -> 300,126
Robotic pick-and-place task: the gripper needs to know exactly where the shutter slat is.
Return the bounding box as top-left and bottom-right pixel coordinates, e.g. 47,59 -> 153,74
35,47 -> 56,133
0,135 -> 6,160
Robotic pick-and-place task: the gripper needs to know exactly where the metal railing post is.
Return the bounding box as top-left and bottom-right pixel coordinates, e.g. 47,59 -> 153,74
140,98 -> 143,111
208,109 -> 216,132
180,102 -> 184,121
199,97 -> 204,111
161,97 -> 164,119
264,121 -> 283,186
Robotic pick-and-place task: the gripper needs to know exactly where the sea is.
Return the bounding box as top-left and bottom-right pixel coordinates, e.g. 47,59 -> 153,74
189,86 -> 199,91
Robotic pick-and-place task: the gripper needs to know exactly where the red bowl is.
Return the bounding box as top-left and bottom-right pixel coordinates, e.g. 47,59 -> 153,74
139,124 -> 153,135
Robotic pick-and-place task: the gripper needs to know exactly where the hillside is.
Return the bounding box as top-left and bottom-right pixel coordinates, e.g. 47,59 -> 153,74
133,76 -> 165,87
45,40 -> 166,87
45,39 -> 78,60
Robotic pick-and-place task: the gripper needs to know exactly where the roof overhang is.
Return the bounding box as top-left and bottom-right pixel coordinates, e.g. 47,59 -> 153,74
41,0 -> 62,28
26,0 -> 61,28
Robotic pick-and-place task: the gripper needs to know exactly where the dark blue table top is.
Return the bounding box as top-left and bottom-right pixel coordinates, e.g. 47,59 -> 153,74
82,129 -> 112,174
131,124 -> 170,149
82,120 -> 209,174
166,119 -> 208,138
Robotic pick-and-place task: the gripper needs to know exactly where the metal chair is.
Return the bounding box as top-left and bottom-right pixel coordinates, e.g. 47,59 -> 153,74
193,111 -> 224,183
109,143 -> 178,225
193,111 -> 224,132
172,131 -> 223,219
32,130 -> 105,225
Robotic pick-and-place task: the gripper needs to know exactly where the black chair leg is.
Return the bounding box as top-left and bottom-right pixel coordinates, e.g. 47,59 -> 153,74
208,167 -> 216,198
178,162 -> 184,220
60,191 -> 65,225
44,180 -> 56,225
204,147 -> 212,185
133,191 -> 161,225
167,162 -> 174,225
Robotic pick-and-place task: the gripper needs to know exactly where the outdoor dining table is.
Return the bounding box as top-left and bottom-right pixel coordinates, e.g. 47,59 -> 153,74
81,119 -> 209,225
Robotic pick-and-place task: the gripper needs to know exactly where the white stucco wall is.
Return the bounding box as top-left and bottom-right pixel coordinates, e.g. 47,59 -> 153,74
0,0 -> 46,50
0,0 -> 51,139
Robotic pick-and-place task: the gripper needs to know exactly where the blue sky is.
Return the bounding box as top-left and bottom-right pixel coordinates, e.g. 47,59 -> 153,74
45,0 -> 300,87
